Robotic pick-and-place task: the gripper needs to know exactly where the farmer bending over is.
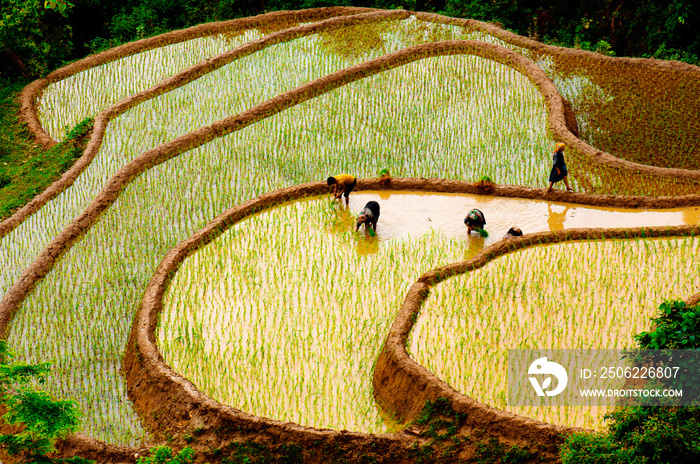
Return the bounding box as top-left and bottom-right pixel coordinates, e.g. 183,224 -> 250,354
327,174 -> 357,206
464,209 -> 486,236
356,200 -> 380,232
503,227 -> 523,239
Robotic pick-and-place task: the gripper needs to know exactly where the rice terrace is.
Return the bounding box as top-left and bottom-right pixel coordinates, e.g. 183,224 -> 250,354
1,5 -> 700,464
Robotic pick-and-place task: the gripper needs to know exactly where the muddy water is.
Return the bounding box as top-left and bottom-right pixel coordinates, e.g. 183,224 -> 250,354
347,190 -> 695,252
160,190 -> 699,434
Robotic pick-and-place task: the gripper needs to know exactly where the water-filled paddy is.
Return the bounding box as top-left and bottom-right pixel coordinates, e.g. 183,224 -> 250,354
159,191 -> 697,433
344,191 -> 696,241
410,235 -> 700,431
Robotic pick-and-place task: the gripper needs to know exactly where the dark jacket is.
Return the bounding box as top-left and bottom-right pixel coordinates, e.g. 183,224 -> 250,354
549,150 -> 568,183
464,209 -> 486,229
356,201 -> 380,231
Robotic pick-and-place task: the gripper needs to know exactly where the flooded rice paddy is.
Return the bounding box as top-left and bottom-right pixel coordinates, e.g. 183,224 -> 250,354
158,191 -> 698,433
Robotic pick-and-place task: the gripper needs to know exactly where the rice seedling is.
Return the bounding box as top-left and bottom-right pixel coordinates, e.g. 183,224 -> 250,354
36,17 -> 499,143
409,236 -> 700,431
38,32 -> 263,142
10,18 -> 533,305
4,12 -> 696,446
158,195 -> 472,432
4,31 -> 554,443
526,49 -> 700,173
157,191 -> 694,433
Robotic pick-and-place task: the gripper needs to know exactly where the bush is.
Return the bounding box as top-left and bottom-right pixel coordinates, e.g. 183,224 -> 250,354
137,446 -> 196,464
0,340 -> 90,463
561,300 -> 700,464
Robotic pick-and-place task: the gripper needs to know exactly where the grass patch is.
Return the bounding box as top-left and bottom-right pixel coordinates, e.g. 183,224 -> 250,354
0,80 -> 93,221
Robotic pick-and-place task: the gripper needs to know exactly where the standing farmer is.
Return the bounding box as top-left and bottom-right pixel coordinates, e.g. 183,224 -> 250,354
547,143 -> 574,193
327,174 -> 357,206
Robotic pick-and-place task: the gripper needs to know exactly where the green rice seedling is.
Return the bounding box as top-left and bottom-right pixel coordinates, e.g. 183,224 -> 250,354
5,12 -> 696,447
159,197 -> 476,433
157,194 -> 696,433
38,31 -> 263,141
410,236 -> 700,431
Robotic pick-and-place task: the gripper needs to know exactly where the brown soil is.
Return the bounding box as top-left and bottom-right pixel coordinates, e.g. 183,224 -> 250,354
123,178 -> 700,464
3,8 -> 700,463
415,12 -> 700,176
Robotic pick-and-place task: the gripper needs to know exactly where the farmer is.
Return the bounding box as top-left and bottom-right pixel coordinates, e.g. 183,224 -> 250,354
464,208 -> 486,236
503,227 -> 523,239
327,174 -> 357,206
356,200 -> 380,232
546,142 -> 574,193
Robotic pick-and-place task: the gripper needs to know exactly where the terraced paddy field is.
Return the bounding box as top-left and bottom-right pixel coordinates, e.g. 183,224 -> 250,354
2,6 -> 699,463
160,192 -> 699,433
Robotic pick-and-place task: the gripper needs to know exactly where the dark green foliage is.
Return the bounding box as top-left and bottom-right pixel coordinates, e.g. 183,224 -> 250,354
561,407 -> 700,464
559,433 -> 643,464
0,340 -> 89,464
561,300 -> 700,464
635,300 -> 700,402
0,80 -> 93,221
440,0 -> 699,65
636,300 -> 700,350
474,436 -> 533,464
2,0 -> 699,80
0,0 -> 74,78
137,446 -> 196,464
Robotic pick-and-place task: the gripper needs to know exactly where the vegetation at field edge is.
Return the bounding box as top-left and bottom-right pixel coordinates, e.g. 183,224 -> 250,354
560,300 -> 700,464
0,80 -> 93,222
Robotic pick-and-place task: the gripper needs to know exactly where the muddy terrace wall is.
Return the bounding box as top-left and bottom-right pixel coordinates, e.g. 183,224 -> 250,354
1,31 -> 588,331
2,7 -> 700,463
10,9 -> 700,237
125,176 -> 700,462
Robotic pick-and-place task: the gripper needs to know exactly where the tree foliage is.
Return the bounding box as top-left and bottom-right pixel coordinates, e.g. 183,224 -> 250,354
0,0 -> 73,77
1,0 -> 698,80
136,446 -> 195,464
0,340 -> 88,464
561,300 -> 700,464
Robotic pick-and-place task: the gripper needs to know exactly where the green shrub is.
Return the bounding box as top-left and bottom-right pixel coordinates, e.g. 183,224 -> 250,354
0,340 -> 89,463
137,446 -> 196,464
561,300 -> 700,464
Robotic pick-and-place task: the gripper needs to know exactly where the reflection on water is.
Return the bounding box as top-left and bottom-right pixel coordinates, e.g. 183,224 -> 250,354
343,191 -> 693,254
356,234 -> 380,255
465,234 -> 486,256
683,207 -> 700,225
547,204 -> 570,231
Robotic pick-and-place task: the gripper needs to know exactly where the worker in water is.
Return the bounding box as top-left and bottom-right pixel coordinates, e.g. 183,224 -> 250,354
503,227 -> 523,239
356,200 -> 380,232
327,174 -> 357,206
464,208 -> 486,236
547,142 -> 574,193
